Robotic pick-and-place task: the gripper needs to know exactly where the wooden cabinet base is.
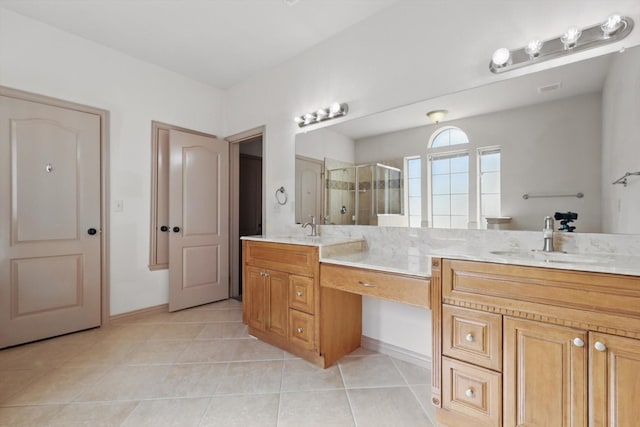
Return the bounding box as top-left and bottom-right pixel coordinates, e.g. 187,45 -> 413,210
248,326 -> 326,367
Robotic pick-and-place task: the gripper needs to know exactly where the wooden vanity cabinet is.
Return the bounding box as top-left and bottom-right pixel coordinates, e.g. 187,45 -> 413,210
242,240 -> 361,367
431,258 -> 640,427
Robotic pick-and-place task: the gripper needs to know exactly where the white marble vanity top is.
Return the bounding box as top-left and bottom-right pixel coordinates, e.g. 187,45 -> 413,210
244,227 -> 640,278
241,235 -> 359,247
430,245 -> 640,276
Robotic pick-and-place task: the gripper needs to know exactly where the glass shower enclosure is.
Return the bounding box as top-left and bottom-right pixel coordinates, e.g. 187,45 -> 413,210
325,163 -> 403,225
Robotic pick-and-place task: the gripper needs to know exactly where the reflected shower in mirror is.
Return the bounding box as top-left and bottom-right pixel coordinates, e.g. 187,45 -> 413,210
295,44 -> 640,234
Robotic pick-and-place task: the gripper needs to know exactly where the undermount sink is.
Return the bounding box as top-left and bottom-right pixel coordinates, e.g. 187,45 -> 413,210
489,249 -> 601,265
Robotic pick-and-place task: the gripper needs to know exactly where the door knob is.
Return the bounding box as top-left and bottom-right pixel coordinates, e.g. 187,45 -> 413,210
172,226 -> 181,232
87,228 -> 97,235
160,225 -> 169,232
573,337 -> 585,347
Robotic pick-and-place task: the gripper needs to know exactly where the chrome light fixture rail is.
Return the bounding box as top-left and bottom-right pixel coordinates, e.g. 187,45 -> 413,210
490,14 -> 634,74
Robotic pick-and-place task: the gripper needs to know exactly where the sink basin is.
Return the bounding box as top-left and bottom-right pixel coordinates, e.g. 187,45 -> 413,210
489,249 -> 601,265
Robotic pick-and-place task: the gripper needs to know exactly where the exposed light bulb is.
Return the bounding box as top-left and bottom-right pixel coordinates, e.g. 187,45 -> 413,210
329,102 -> 342,114
491,48 -> 511,67
525,39 -> 543,58
561,26 -> 582,49
293,116 -> 303,124
316,109 -> 328,119
602,14 -> 623,37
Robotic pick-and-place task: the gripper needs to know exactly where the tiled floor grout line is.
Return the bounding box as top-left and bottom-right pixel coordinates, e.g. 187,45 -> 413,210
275,358 -> 285,427
337,361 -> 358,427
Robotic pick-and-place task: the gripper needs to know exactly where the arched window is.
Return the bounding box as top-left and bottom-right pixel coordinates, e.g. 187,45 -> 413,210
430,127 -> 469,148
427,127 -> 470,228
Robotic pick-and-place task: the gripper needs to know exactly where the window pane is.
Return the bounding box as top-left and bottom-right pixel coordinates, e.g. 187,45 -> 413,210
481,152 -> 500,172
407,158 -> 421,178
432,215 -> 451,228
451,215 -> 469,228
481,194 -> 501,217
451,194 -> 468,216
481,172 -> 500,194
450,173 -> 468,194
432,195 -> 450,215
432,175 -> 450,195
431,131 -> 450,148
431,158 -> 450,174
449,128 -> 469,145
450,155 -> 469,173
408,178 -> 421,197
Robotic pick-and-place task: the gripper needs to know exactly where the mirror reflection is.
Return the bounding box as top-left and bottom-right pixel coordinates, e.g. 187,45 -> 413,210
296,44 -> 640,234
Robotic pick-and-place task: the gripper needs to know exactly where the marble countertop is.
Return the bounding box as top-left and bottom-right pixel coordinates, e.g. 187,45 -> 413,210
429,245 -> 640,276
240,235 -> 359,247
244,233 -> 640,278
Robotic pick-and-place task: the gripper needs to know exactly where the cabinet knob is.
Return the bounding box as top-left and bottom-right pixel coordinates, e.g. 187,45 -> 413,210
465,388 -> 475,398
573,337 -> 585,347
594,341 -> 607,352
296,291 -> 303,297
297,327 -> 303,334
465,333 -> 474,343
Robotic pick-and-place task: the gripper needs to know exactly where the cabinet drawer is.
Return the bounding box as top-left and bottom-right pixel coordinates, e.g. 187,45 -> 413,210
320,263 -> 429,308
289,309 -> 315,351
442,357 -> 502,427
244,241 -> 317,276
443,305 -> 502,371
289,275 -> 314,314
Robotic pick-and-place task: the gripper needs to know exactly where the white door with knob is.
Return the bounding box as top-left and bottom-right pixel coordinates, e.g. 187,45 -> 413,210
168,129 -> 229,311
0,95 -> 102,349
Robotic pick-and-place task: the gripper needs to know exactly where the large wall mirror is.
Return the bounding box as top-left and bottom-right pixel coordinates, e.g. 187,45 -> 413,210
295,45 -> 640,234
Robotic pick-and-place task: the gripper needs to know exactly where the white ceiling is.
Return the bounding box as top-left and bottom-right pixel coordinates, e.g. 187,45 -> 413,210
0,0 -> 399,89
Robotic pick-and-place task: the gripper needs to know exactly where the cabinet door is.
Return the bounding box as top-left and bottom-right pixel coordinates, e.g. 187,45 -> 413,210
590,332 -> 640,427
246,266 -> 266,331
504,317 -> 587,427
265,269 -> 288,338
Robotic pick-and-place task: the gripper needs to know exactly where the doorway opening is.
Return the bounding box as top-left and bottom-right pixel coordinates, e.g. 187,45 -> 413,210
228,128 -> 264,301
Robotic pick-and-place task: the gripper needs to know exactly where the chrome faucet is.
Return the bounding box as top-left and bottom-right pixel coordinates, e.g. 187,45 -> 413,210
302,215 -> 318,236
542,216 -> 555,252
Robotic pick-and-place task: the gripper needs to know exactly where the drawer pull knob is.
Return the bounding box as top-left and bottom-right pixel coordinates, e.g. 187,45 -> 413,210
594,341 -> 607,352
465,388 -> 475,398
297,327 -> 303,334
358,281 -> 376,287
573,337 -> 585,347
296,291 -> 303,297
465,333 -> 474,343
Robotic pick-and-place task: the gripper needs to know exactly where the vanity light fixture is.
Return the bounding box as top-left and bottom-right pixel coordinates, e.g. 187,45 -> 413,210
490,14 -> 634,73
426,110 -> 448,123
295,102 -> 348,128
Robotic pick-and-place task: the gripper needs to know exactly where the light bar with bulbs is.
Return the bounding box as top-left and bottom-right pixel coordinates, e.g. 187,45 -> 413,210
294,102 -> 348,128
490,14 -> 634,73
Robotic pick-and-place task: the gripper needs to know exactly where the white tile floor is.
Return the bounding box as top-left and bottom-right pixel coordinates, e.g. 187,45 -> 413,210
0,299 -> 436,426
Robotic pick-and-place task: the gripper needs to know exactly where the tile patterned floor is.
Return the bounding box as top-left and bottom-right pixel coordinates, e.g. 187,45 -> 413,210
0,299 -> 436,426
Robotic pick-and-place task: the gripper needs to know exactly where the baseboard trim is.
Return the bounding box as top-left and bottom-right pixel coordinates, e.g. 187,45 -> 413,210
361,335 -> 431,370
109,303 -> 168,322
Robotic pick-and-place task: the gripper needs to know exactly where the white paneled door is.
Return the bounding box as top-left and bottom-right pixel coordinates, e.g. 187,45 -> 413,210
0,95 -> 102,349
168,130 -> 229,311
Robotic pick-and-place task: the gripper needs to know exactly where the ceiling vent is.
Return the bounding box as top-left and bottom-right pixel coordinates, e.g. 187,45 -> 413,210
537,82 -> 562,94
